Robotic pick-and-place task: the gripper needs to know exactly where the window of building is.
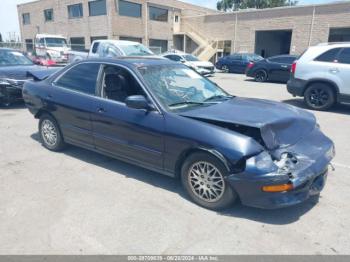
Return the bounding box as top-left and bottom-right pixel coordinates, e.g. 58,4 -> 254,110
25,39 -> 34,52
149,39 -> 168,53
90,36 -> 108,43
22,13 -> 30,25
70,37 -> 86,51
55,63 -> 101,95
149,6 -> 168,22
119,36 -> 142,43
89,0 -> 107,16
118,0 -> 142,18
175,15 -> 179,23
338,48 -> 350,64
68,3 -> 83,19
315,48 -> 342,63
44,9 -> 54,22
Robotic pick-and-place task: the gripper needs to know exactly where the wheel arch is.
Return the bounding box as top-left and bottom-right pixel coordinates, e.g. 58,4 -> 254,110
304,79 -> 340,99
174,147 -> 232,179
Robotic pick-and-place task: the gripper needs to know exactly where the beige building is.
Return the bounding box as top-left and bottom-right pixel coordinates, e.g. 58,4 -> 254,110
17,0 -> 216,54
18,0 -> 350,60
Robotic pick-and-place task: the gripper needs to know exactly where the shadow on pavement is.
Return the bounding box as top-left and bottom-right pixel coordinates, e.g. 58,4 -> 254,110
31,132 -> 319,225
244,78 -> 287,85
0,102 -> 26,110
283,98 -> 350,115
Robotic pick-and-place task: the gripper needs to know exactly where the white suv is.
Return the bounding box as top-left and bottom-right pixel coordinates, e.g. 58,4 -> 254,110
287,42 -> 350,110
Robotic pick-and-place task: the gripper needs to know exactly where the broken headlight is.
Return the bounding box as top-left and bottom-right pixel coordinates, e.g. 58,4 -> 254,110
247,151 -> 276,172
274,152 -> 298,176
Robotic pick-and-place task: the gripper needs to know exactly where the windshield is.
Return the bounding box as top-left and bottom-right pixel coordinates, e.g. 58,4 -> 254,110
119,44 -> 154,56
44,38 -> 68,48
184,54 -> 199,61
0,50 -> 33,66
138,64 -> 231,111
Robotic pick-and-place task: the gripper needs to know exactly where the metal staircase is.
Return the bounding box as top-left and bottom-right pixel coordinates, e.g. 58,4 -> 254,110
180,22 -> 219,61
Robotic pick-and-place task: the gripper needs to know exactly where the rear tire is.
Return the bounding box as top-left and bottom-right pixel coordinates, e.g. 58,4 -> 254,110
304,83 -> 336,111
254,70 -> 268,82
39,114 -> 66,151
181,152 -> 237,210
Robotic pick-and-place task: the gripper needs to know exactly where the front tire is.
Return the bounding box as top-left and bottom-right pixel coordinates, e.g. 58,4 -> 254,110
304,83 -> 336,111
254,70 -> 268,82
181,152 -> 237,210
39,114 -> 66,151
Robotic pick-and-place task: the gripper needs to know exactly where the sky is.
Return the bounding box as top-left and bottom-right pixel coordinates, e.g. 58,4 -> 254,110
0,0 -> 342,41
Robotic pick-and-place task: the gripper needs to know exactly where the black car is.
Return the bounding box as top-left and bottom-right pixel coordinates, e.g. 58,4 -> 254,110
215,53 -> 263,73
23,58 -> 334,210
0,48 -> 59,106
246,55 -> 298,83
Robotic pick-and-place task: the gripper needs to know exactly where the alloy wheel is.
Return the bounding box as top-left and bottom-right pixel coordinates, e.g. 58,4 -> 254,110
41,119 -> 58,147
255,70 -> 267,82
309,88 -> 330,108
188,161 -> 225,203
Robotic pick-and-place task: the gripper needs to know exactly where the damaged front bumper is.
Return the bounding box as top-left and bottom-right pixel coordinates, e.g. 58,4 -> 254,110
227,127 -> 335,209
0,84 -> 24,105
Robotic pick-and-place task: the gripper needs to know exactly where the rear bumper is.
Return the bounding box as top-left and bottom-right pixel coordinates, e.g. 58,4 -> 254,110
287,78 -> 307,97
227,128 -> 335,209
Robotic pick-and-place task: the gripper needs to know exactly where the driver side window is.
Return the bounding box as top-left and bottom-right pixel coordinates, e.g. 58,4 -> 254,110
100,65 -> 145,103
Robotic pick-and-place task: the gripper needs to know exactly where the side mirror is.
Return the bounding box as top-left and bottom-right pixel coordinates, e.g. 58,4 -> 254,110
125,95 -> 153,110
180,59 -> 186,63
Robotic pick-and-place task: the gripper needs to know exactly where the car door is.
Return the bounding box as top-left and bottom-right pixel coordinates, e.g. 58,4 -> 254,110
91,64 -> 165,170
227,54 -> 242,73
49,62 -> 102,148
268,56 -> 294,82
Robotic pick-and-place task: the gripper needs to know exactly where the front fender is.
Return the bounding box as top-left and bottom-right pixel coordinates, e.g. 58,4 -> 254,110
163,113 -> 264,175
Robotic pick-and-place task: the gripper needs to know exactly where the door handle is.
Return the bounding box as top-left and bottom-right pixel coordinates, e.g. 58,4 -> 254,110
46,94 -> 53,99
329,68 -> 339,74
97,107 -> 106,113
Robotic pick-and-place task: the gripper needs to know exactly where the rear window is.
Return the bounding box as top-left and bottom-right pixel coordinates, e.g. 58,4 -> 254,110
338,48 -> 350,64
315,48 -> 342,62
269,56 -> 296,64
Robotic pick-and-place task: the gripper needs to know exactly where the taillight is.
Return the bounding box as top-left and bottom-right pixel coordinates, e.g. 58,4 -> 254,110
291,62 -> 297,75
247,62 -> 254,69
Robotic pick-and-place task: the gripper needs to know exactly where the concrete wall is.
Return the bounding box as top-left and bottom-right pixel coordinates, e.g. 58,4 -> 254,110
182,2 -> 350,55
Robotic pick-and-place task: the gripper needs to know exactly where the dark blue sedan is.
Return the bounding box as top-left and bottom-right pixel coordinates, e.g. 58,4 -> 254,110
215,53 -> 263,73
23,58 -> 334,210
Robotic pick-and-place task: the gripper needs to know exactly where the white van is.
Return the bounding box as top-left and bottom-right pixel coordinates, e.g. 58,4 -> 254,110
34,34 -> 71,64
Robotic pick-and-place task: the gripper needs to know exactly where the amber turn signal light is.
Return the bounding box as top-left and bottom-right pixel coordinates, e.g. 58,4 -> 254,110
262,183 -> 294,192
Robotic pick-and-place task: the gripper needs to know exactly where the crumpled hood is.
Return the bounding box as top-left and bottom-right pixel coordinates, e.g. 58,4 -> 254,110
179,97 -> 317,150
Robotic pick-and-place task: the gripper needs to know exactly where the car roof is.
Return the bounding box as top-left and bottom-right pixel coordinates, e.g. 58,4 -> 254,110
0,48 -> 17,51
83,56 -> 178,68
267,54 -> 298,59
93,40 -> 143,46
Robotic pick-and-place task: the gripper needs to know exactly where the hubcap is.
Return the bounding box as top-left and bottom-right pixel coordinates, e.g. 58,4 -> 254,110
188,161 -> 225,203
41,119 -> 58,147
222,66 -> 228,72
309,88 -> 329,107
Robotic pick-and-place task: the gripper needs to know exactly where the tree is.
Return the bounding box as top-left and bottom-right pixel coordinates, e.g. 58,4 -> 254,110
0,33 -> 3,43
217,0 -> 297,11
